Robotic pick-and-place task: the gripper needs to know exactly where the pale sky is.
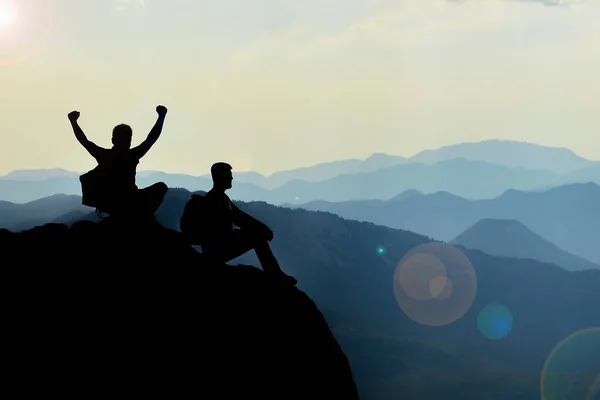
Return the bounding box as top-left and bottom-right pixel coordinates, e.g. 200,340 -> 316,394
1,0 -> 599,176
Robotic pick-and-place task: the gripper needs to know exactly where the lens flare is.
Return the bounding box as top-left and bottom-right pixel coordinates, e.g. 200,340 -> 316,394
429,275 -> 453,300
541,327 -> 600,400
393,242 -> 477,327
586,374 -> 600,400
0,1 -> 17,29
0,0 -> 54,68
477,303 -> 513,340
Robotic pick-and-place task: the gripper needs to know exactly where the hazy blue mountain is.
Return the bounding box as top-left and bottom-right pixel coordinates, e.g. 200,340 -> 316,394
137,158 -> 595,203
0,152 -> 406,194
264,153 -> 408,189
139,169 -> 272,188
269,158 -> 563,204
0,177 -> 83,203
292,182 -> 600,264
450,218 -> 600,271
3,139 -> 599,203
387,189 -> 425,203
0,168 -> 80,181
252,140 -> 598,187
122,154 -> 407,190
0,194 -> 92,230
0,172 -> 269,204
560,164 -> 600,184
409,139 -> 599,175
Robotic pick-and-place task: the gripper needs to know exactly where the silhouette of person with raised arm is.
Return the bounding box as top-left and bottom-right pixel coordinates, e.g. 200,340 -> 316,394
68,105 -> 169,218
195,162 -> 297,285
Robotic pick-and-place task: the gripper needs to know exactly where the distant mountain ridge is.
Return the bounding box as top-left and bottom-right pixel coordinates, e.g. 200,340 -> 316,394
292,182 -> 600,265
261,139 -> 598,185
2,180 -> 598,266
3,139 -> 598,193
408,139 -> 598,174
0,168 -> 80,181
451,218 -> 600,271
0,194 -> 92,230
2,157 -> 598,204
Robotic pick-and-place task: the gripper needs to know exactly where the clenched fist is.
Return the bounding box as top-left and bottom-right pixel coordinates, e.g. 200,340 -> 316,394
68,111 -> 80,122
156,105 -> 168,117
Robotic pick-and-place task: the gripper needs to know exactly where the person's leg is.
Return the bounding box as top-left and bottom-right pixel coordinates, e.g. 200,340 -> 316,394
207,230 -> 255,263
137,182 -> 168,215
252,241 -> 282,274
236,230 -> 297,284
205,229 -> 297,284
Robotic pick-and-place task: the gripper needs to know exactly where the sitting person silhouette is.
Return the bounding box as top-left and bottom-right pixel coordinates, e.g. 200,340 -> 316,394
68,105 -> 169,218
187,162 -> 297,285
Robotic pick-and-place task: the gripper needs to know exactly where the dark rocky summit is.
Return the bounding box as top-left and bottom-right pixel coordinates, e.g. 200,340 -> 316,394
1,217 -> 360,399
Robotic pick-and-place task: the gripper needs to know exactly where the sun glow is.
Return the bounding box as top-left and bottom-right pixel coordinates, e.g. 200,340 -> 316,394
0,1 -> 17,30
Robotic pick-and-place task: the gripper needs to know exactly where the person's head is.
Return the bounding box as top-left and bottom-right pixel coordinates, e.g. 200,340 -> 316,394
211,162 -> 233,191
112,124 -> 133,150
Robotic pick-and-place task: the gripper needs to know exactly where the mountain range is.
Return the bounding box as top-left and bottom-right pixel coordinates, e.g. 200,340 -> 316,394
2,181 -> 599,268
288,182 -> 600,265
1,140 -> 599,204
1,187 -> 599,399
154,139 -> 600,186
450,218 -> 599,272
0,194 -> 92,231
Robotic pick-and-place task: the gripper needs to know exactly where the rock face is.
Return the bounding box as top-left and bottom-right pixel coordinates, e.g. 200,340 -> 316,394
1,217 -> 360,399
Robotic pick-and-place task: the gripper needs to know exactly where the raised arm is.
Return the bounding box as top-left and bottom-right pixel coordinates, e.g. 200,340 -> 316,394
132,105 -> 168,159
68,111 -> 103,159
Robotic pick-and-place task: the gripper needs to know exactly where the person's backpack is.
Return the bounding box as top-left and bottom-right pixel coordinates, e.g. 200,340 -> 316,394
80,164 -> 110,209
79,164 -> 119,218
180,194 -> 207,244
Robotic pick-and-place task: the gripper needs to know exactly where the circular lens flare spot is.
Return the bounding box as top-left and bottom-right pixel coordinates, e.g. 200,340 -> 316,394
393,242 -> 477,327
477,303 -> 513,340
429,275 -> 453,300
541,327 -> 600,400
586,374 -> 600,400
398,252 -> 446,301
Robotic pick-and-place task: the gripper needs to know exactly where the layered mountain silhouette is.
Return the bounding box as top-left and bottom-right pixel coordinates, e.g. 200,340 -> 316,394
0,193 -> 92,231
3,159 -> 598,204
2,140 -> 598,203
2,189 -> 599,399
451,219 -> 600,271
0,168 -> 80,181
292,182 -> 600,265
226,139 -> 599,185
408,139 -> 599,174
1,218 -> 359,399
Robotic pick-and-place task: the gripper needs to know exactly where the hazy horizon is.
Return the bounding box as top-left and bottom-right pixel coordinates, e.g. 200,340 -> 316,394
2,0 -> 599,177
1,137 -> 599,178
